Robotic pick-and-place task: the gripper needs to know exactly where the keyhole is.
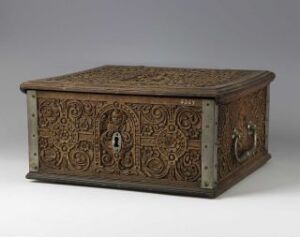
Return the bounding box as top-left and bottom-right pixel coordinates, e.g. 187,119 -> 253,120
112,132 -> 122,153
114,136 -> 119,148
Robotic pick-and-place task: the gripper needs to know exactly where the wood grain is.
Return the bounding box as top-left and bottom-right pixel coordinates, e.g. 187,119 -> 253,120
37,91 -> 203,189
20,65 -> 275,100
21,65 -> 275,197
217,88 -> 267,182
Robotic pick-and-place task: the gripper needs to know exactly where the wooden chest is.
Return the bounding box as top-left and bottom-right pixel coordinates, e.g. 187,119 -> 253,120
20,65 -> 275,198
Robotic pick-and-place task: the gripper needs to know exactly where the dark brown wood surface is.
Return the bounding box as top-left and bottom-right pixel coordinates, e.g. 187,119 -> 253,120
26,153 -> 270,198
20,65 -> 275,99
217,88 -> 268,184
22,65 -> 274,198
36,91 -> 203,189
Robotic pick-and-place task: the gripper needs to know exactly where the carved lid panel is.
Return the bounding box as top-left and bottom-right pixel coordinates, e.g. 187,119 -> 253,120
20,65 -> 275,98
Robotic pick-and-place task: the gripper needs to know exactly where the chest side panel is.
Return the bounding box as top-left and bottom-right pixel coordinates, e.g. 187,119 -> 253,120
36,92 -> 202,188
217,88 -> 267,182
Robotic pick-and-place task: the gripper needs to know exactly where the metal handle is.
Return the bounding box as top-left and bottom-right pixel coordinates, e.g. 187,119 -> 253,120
232,122 -> 257,163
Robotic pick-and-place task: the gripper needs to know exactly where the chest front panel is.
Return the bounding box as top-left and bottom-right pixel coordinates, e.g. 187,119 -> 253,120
37,92 -> 203,187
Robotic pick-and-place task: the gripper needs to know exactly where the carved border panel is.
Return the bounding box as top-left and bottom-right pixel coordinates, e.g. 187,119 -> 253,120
217,88 -> 267,181
37,92 -> 202,187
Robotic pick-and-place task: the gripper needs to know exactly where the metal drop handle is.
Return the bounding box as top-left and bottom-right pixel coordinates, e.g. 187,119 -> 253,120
232,122 -> 257,163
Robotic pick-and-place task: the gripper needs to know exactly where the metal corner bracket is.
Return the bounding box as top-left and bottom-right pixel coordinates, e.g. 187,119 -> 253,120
201,99 -> 218,189
27,90 -> 39,172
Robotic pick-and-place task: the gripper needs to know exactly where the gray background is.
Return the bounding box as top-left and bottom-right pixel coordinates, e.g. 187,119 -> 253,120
0,0 -> 299,237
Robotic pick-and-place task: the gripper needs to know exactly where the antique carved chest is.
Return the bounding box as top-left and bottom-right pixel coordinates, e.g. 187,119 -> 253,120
20,65 -> 275,198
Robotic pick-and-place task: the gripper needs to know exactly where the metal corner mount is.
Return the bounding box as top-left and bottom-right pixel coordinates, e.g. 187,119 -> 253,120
201,99 -> 218,189
27,90 -> 39,172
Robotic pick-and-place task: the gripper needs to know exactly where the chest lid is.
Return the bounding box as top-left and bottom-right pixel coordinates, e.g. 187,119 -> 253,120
20,65 -> 275,98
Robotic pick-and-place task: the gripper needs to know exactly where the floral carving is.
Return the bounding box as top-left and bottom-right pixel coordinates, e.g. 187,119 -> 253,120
156,124 -> 187,161
176,107 -> 202,139
68,151 -> 90,171
76,118 -> 93,132
78,141 -> 92,152
51,121 -> 78,149
39,99 -> 60,127
38,98 -> 96,172
41,65 -> 257,88
38,94 -> 202,184
141,124 -> 154,136
176,150 -> 201,182
218,88 -> 267,180
141,147 -> 168,179
39,137 -> 48,149
67,100 -> 84,119
40,146 -> 61,169
130,103 -> 202,182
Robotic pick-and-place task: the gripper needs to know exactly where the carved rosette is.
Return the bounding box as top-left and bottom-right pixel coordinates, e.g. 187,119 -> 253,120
38,99 -> 96,172
156,124 -> 187,162
129,103 -> 202,182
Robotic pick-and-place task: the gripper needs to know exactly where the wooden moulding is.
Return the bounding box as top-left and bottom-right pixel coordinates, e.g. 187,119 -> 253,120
26,172 -> 217,198
26,153 -> 270,198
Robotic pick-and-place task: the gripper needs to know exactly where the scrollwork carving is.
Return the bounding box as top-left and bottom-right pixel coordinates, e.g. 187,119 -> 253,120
176,150 -> 201,182
41,65 -> 257,89
38,98 -> 97,172
40,146 -> 62,169
141,147 -> 168,179
38,94 -> 202,184
130,103 -> 202,182
68,150 -> 91,171
218,88 -> 267,180
67,100 -> 84,119
176,107 -> 202,139
38,99 -> 60,127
